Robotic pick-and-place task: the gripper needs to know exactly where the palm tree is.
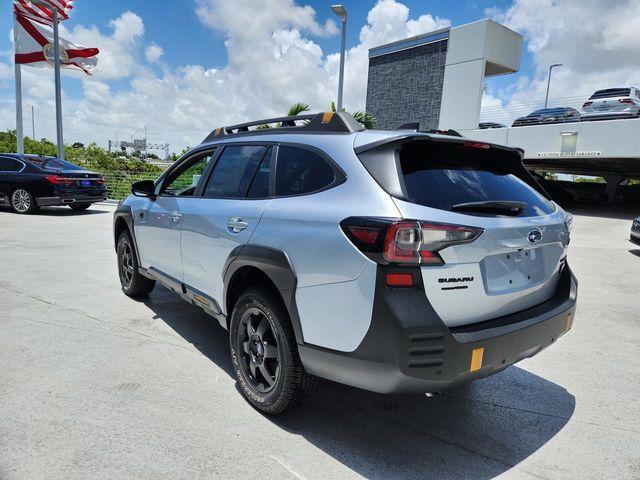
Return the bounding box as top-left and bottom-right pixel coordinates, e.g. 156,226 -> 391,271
256,102 -> 310,129
258,101 -> 377,130
286,102 -> 310,117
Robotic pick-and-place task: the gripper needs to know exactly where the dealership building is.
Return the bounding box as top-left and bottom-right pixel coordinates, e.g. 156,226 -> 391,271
365,19 -> 640,198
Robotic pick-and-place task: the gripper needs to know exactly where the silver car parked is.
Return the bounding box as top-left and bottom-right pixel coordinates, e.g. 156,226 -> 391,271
581,87 -> 640,121
113,112 -> 578,414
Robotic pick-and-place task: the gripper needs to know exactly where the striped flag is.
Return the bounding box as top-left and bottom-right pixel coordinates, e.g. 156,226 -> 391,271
14,1 -> 99,75
14,0 -> 73,26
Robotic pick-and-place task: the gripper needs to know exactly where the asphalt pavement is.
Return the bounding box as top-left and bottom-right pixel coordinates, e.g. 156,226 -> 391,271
1,203 -> 639,479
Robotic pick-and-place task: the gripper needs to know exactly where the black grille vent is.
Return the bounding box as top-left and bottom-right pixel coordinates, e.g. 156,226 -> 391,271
406,332 -> 444,368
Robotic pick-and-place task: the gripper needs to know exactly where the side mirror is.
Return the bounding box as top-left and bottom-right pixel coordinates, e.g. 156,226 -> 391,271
131,180 -> 156,198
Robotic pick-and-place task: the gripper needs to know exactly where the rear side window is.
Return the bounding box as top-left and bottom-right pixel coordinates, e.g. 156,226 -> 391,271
0,157 -> 23,172
399,143 -> 555,217
276,146 -> 335,196
204,145 -> 268,198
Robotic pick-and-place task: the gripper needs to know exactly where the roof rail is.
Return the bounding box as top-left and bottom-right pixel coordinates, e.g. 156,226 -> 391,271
202,111 -> 364,143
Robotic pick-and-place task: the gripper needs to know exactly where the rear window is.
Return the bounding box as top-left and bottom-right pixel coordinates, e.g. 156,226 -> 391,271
398,143 -> 555,217
590,88 -> 631,99
28,157 -> 83,170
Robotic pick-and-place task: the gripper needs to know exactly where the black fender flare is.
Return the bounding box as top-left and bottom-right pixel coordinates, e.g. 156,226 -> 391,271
223,244 -> 304,345
113,203 -> 143,266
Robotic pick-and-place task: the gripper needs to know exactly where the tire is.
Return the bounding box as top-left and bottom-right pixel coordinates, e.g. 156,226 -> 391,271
10,188 -> 39,214
117,230 -> 156,297
230,286 -> 316,415
69,203 -> 91,212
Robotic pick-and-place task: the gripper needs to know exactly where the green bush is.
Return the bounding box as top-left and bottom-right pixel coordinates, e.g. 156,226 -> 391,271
1,130 -> 170,200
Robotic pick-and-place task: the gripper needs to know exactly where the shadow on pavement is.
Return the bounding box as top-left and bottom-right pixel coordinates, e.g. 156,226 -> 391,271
629,249 -> 640,258
144,285 -> 575,479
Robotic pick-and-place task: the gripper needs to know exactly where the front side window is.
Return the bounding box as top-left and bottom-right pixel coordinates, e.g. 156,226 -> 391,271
203,145 -> 269,199
275,146 -> 335,196
0,157 -> 23,172
161,150 -> 214,196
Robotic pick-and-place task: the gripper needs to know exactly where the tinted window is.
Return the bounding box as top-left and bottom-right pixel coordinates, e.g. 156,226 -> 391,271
162,150 -> 214,196
276,146 -> 335,196
590,88 -> 631,99
399,144 -> 555,217
247,149 -> 273,199
204,146 -> 268,198
0,157 -> 23,172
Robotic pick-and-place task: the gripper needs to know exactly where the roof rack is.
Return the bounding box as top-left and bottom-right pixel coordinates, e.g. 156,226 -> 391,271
202,111 -> 364,143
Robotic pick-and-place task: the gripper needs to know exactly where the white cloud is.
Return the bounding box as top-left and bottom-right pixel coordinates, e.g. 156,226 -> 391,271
2,0 -> 454,153
0,62 -> 12,80
144,43 -> 163,63
109,11 -> 145,45
483,0 -> 640,125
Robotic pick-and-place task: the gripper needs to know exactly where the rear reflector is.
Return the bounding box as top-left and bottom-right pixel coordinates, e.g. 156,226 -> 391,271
385,273 -> 414,287
469,347 -> 484,372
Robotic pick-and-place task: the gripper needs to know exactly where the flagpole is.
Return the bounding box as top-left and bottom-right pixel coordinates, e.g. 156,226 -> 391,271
14,16 -> 24,154
52,7 -> 64,160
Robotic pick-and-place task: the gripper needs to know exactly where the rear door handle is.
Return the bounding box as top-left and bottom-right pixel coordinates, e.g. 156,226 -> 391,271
227,217 -> 248,233
168,212 -> 182,222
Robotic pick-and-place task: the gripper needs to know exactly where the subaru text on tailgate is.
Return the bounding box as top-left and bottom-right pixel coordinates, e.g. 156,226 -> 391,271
113,112 -> 577,414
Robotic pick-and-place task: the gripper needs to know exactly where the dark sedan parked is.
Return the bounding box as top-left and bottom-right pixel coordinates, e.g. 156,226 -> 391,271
0,154 -> 107,214
512,107 -> 581,127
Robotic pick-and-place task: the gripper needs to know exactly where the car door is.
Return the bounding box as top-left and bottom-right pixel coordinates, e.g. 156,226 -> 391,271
180,144 -> 274,304
0,157 -> 26,205
133,149 -> 214,281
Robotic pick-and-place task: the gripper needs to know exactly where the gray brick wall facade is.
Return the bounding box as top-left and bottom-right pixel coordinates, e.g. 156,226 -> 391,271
366,40 -> 448,131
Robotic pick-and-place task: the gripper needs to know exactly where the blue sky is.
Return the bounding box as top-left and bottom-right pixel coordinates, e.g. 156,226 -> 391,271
0,0 -> 637,151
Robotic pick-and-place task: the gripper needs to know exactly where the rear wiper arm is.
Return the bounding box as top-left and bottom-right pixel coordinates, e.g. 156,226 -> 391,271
451,201 -> 527,216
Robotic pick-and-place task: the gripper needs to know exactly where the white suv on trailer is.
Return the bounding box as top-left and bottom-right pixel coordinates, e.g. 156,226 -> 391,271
114,112 -> 577,415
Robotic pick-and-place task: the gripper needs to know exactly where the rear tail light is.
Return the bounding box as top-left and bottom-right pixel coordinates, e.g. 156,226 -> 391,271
582,101 -> 593,108
96,176 -> 105,185
341,217 -> 483,266
618,98 -> 634,104
45,174 -> 75,186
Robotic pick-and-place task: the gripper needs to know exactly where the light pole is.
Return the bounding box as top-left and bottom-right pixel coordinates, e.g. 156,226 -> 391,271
544,63 -> 563,109
331,5 -> 347,111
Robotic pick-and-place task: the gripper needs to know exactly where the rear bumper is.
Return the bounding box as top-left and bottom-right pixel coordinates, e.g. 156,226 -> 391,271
37,194 -> 107,206
299,264 -> 577,394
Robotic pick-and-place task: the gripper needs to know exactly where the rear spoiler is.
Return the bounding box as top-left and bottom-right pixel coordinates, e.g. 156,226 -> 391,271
354,133 -> 524,157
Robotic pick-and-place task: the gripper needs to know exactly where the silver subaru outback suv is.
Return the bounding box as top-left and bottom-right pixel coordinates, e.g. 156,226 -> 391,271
114,112 -> 577,415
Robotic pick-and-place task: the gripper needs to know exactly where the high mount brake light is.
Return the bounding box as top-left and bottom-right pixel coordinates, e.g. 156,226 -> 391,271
341,217 -> 483,266
463,141 -> 491,150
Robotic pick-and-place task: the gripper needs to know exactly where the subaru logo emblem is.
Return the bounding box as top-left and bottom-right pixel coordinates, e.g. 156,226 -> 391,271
527,228 -> 543,244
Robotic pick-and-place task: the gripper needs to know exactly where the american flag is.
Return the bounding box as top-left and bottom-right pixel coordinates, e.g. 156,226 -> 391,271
13,0 -> 73,25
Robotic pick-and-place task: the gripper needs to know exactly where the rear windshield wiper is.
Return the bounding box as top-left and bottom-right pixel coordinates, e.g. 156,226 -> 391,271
451,201 -> 527,216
